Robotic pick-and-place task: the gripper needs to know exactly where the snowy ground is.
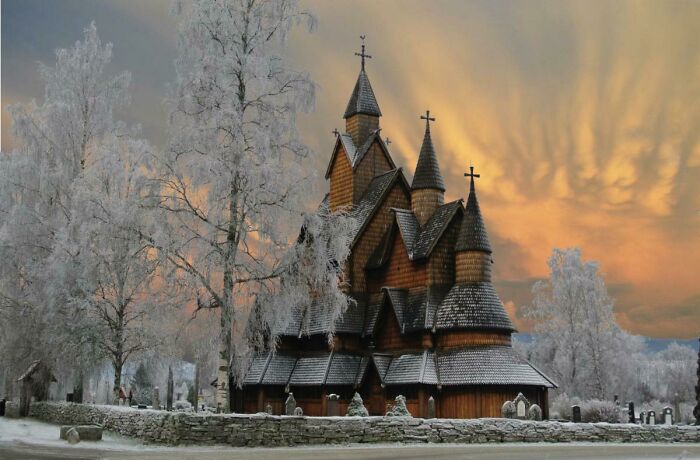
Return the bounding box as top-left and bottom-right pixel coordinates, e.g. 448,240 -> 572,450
1,417 -> 699,460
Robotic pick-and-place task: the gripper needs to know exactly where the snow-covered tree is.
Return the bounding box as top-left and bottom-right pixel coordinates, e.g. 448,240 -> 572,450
154,0 -> 354,411
48,134 -> 176,393
525,248 -> 644,400
0,23 -> 131,392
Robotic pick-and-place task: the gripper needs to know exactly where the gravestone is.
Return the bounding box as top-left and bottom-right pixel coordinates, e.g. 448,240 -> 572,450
663,406 -> 673,425
571,405 -> 582,423
528,404 -> 543,421
647,410 -> 656,425
265,403 -> 273,415
166,367 -> 174,411
294,406 -> 303,416
326,394 -> 339,416
346,392 -> 369,417
501,401 -> 516,419
639,410 -> 646,424
152,387 -> 160,410
513,393 -> 530,420
427,396 -> 436,419
66,393 -> 74,403
628,402 -> 635,423
0,398 -> 6,416
285,393 -> 296,416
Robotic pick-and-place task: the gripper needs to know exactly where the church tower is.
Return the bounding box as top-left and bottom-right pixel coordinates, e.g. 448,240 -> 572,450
411,111 -> 445,226
455,166 -> 492,283
344,39 -> 381,146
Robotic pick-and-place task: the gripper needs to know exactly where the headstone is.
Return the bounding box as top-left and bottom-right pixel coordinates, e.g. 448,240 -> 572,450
663,406 -> 673,425
138,404 -> 147,409
501,401 -> 516,419
294,406 -> 303,416
571,405 -> 582,423
647,410 -> 656,425
513,393 -> 530,420
265,403 -> 273,415
285,393 -> 296,416
346,392 -> 369,417
528,404 -> 543,421
152,387 -> 160,410
627,402 -> 635,423
4,401 -> 20,418
66,393 -> 74,403
614,394 -> 619,406
66,427 -> 80,444
639,410 -> 646,424
326,393 -> 339,416
0,398 -> 5,417
427,396 -> 436,419
166,367 -> 174,411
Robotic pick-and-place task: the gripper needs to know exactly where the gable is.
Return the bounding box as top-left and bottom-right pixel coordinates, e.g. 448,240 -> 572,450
328,143 -> 353,211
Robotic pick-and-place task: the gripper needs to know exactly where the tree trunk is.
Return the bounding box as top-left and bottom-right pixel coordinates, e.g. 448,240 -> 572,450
113,357 -> 123,405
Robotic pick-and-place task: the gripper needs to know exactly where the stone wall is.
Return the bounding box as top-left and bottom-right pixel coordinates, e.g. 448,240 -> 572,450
29,402 -> 700,447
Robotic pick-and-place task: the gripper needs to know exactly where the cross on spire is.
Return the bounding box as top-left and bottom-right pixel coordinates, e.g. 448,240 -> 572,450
420,110 -> 436,128
385,137 -> 391,146
355,35 -> 372,70
464,164 -> 481,191
332,128 -> 340,136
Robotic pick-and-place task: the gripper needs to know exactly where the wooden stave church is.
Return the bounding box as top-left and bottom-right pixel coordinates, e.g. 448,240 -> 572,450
233,47 -> 556,419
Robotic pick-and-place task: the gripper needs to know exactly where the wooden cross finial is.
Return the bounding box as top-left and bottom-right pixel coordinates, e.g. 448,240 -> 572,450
332,128 -> 340,136
385,137 -> 391,146
355,35 -> 372,70
420,110 -> 436,128
464,164 -> 481,191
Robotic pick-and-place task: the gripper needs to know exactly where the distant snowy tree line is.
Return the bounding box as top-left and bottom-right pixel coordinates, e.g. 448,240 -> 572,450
516,248 -> 697,421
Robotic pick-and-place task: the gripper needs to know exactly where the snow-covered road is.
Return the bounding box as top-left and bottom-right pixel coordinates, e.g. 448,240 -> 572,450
1,418 -> 699,460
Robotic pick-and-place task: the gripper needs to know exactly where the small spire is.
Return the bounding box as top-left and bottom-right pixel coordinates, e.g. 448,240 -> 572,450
456,164 -> 491,253
411,110 -> 445,191
344,37 -> 381,119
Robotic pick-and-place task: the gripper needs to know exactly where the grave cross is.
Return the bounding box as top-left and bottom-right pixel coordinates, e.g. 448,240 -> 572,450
355,35 -> 372,70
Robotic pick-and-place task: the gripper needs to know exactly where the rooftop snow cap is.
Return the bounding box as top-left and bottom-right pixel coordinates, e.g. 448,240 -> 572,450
411,114 -> 445,191
455,167 -> 491,253
344,68 -> 382,119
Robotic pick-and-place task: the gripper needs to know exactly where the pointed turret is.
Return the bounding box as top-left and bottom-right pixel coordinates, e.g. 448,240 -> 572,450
411,111 -> 445,226
455,166 -> 492,284
344,37 -> 381,146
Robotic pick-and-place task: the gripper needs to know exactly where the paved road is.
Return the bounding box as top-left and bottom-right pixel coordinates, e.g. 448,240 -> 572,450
1,418 -> 699,460
3,441 -> 700,460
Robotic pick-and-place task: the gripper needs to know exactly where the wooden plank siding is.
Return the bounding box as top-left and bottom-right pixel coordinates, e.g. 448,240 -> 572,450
436,330 -> 512,348
329,144 -> 353,211
353,140 -> 393,204
438,386 -> 548,419
350,183 -> 410,294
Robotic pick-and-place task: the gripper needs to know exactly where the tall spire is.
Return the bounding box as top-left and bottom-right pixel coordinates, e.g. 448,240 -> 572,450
456,165 -> 491,253
411,110 -> 445,191
344,36 -> 381,119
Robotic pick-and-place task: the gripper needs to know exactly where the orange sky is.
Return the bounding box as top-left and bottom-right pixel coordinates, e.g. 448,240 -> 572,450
3,0 -> 699,338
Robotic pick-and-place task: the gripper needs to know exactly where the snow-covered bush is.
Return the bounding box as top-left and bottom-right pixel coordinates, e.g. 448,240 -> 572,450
549,392 -> 582,420
173,400 -> 192,411
581,399 -> 624,423
346,392 -> 368,417
386,395 -> 411,417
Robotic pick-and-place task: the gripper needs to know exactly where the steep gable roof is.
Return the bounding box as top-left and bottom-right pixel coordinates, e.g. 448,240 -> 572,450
324,130 -> 397,179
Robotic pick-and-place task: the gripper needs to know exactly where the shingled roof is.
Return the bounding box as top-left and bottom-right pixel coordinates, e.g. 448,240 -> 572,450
411,122 -> 445,191
434,282 -> 515,332
344,69 -> 382,118
243,351 -> 370,388
380,286 -> 450,334
366,200 -> 462,267
455,175 -> 491,253
372,346 -> 556,388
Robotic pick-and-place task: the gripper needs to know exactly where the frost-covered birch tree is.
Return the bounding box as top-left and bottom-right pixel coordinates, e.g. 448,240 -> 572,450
156,0 -> 354,411
0,23 -> 131,392
525,248 -> 643,399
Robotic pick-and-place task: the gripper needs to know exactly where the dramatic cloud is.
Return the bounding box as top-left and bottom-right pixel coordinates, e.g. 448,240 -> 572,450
3,0 -> 699,338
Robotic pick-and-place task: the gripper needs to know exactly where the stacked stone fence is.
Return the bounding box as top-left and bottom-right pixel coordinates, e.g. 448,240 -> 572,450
29,402 -> 700,447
